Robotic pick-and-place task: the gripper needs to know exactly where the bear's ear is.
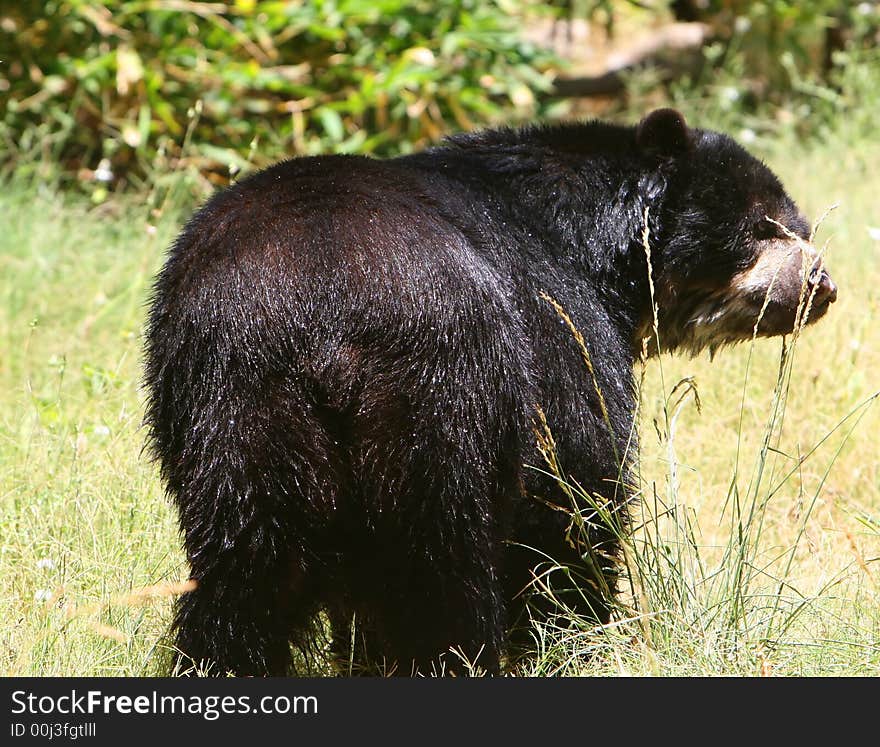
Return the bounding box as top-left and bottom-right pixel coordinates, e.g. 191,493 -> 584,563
636,108 -> 692,158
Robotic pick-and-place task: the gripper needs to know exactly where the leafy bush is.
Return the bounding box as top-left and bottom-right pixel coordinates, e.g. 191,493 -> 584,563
0,1 -> 558,188
603,1 -> 880,150
678,1 -> 879,91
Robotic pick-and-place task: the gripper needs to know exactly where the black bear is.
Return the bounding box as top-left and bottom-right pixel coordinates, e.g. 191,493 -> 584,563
143,109 -> 836,676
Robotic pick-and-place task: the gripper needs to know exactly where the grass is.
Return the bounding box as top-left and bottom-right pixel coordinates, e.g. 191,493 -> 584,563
0,184 -> 184,675
1,134 -> 878,677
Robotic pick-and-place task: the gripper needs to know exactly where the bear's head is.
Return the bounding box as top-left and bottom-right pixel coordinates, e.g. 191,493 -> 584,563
635,108 -> 837,356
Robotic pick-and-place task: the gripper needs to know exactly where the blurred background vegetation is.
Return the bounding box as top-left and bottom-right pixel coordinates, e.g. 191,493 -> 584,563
1,1 -> 877,198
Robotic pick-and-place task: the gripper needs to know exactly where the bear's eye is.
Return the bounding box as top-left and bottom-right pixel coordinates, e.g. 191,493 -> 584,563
753,218 -> 780,240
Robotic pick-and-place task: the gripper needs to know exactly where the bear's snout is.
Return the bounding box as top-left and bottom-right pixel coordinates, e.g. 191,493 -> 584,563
808,261 -> 837,306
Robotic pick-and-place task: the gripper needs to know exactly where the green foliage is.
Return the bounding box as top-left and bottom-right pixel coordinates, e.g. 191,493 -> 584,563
613,1 -> 880,149
529,1 -> 880,148
0,1 -> 557,187
688,0 -> 878,87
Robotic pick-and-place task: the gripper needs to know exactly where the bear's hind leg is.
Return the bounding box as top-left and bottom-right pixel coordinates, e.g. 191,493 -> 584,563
162,401 -> 345,677
374,545 -> 507,676
349,384 -> 523,676
170,543 -> 315,677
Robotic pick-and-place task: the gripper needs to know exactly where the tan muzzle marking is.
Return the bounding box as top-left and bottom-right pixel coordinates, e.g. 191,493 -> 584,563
730,238 -> 821,297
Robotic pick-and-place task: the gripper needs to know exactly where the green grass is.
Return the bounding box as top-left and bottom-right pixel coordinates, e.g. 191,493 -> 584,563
1,135 -> 878,676
0,185 -> 183,675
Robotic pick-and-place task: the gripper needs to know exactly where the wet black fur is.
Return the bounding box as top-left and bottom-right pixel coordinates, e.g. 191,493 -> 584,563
143,110 -> 817,676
